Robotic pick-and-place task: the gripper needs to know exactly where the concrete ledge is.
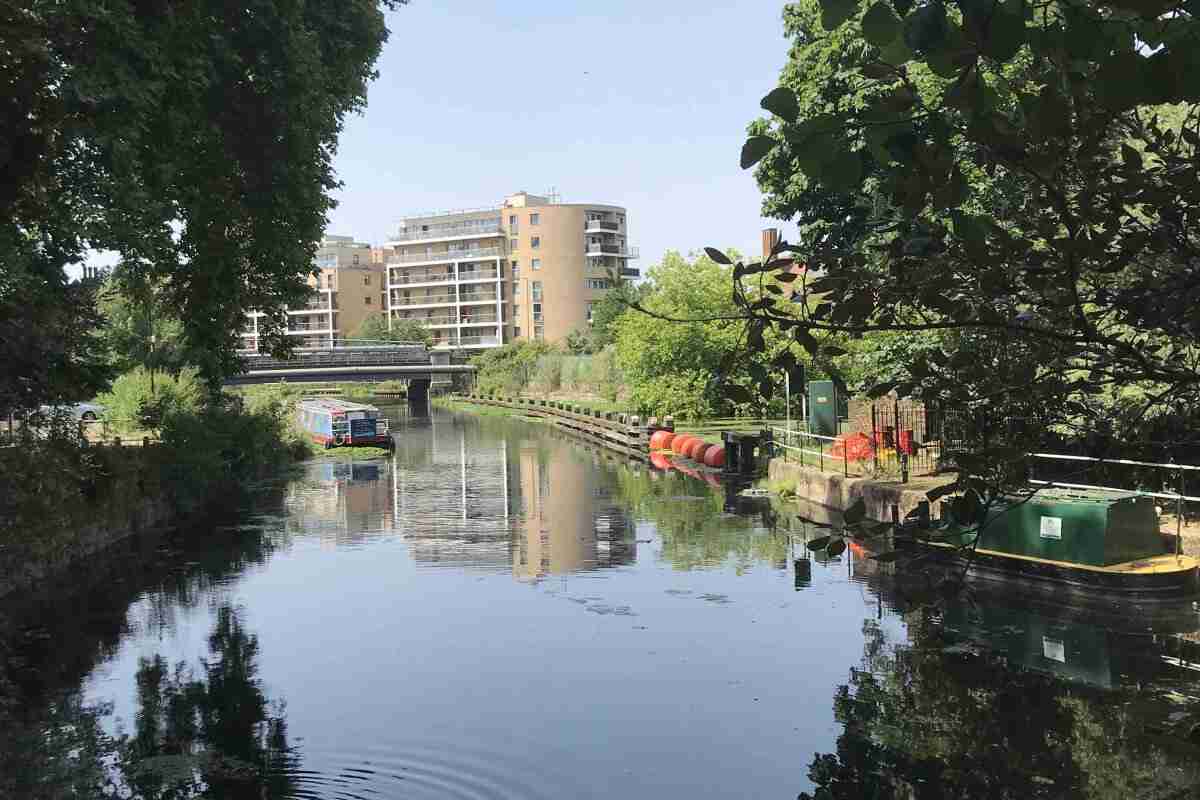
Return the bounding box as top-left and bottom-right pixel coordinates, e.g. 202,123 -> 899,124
768,458 -> 950,522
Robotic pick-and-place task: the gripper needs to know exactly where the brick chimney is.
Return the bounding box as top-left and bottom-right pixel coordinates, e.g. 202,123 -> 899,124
762,228 -> 781,262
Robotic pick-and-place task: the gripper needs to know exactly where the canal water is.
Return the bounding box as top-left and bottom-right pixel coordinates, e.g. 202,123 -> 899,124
3,406 -> 1200,799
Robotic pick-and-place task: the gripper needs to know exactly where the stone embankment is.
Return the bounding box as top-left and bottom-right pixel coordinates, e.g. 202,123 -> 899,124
768,458 -> 951,522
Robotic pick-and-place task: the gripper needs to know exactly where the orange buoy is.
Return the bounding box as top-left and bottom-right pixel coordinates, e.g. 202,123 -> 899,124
650,451 -> 673,470
687,439 -> 709,460
703,445 -> 726,468
671,435 -> 694,454
649,430 -> 675,451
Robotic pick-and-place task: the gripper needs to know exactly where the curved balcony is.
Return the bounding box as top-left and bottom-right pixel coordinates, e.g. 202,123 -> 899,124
585,219 -> 621,233
585,244 -> 639,259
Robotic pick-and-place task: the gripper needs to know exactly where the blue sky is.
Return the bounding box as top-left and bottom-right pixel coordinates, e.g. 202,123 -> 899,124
327,1 -> 797,269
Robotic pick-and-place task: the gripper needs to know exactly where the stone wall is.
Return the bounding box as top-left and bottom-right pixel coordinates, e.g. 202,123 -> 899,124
768,458 -> 949,522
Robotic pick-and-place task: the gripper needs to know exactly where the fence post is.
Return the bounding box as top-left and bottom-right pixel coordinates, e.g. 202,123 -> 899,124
1178,469 -> 1184,558
871,404 -> 879,473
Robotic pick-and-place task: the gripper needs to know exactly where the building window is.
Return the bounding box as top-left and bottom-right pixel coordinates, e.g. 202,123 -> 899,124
530,236 -> 540,249
534,326 -> 544,341
530,213 -> 540,225
365,295 -> 372,305
532,258 -> 542,270
510,238 -> 518,251
514,283 -> 521,296
585,278 -> 609,289
364,274 -> 371,285
531,281 -> 542,301
618,214 -> 625,225
587,302 -> 595,323
353,254 -> 360,265
513,304 -> 520,318
509,215 -> 516,226
514,327 -> 522,338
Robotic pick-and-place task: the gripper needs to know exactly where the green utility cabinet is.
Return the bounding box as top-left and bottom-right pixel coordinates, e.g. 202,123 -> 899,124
979,490 -> 1163,566
807,380 -> 839,437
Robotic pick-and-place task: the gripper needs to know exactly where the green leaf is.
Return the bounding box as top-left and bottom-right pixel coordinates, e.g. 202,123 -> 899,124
826,538 -> 848,557
926,482 -> 958,502
821,0 -> 860,30
904,3 -> 948,52
823,149 -> 863,192
775,271 -> 798,282
823,345 -> 848,357
741,135 -> 776,169
870,550 -> 902,562
863,2 -> 903,46
1121,143 -> 1143,170
982,0 -> 1025,62
880,36 -> 914,65
704,247 -> 732,265
806,535 -> 833,551
843,497 -> 867,524
861,62 -> 895,79
761,87 -> 799,121
867,380 -> 897,397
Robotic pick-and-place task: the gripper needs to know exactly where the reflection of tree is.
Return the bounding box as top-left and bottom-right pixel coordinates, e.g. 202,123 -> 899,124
615,467 -> 788,570
800,614 -> 1200,800
121,605 -> 297,799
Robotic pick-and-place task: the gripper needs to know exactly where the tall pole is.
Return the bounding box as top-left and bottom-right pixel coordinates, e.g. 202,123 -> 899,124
785,372 -> 791,431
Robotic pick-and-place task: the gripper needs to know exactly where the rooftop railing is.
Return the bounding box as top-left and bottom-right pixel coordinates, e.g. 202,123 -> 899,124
389,219 -> 503,242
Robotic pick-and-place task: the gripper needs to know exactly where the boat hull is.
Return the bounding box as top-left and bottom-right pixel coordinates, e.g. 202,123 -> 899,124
897,537 -> 1200,598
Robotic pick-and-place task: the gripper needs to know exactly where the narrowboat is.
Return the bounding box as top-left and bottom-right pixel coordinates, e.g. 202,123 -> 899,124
898,489 -> 1199,597
296,398 -> 392,449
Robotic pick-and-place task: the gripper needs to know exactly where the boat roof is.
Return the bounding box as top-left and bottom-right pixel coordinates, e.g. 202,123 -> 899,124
297,398 -> 381,414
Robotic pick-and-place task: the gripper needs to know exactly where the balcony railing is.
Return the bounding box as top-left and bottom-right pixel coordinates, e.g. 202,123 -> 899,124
394,314 -> 458,326
457,314 -> 501,325
391,294 -> 458,307
456,268 -> 501,281
389,219 -> 503,243
585,244 -> 639,258
459,293 -> 499,305
388,269 -> 458,284
585,220 -> 621,232
433,334 -> 502,349
620,266 -> 641,278
387,246 -> 504,265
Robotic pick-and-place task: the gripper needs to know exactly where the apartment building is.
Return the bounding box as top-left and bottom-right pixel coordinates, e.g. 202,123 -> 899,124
241,235 -> 384,352
384,191 -> 638,349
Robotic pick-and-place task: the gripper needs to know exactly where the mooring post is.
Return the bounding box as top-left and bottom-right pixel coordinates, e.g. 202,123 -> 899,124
1178,469 -> 1184,558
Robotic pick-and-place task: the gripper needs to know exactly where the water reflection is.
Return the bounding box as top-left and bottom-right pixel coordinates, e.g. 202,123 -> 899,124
1,407 -> 1198,799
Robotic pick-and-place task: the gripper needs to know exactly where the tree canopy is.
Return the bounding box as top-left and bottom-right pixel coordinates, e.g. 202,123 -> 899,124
1,1 -> 402,404
352,312 -> 434,347
735,0 -> 1200,490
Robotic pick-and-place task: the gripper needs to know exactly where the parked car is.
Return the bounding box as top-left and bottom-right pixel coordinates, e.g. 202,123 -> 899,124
37,402 -> 106,422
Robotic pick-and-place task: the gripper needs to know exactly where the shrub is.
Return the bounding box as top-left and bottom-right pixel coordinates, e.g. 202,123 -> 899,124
98,367 -> 203,432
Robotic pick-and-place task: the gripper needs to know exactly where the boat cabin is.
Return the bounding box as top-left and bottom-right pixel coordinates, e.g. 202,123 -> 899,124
296,398 -> 392,449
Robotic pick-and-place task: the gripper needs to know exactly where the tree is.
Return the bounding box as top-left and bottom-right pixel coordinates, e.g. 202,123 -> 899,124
733,0 -> 1200,499
590,282 -> 644,350
614,251 -> 805,418
98,269 -> 191,387
1,1 -> 403,400
352,312 -> 433,347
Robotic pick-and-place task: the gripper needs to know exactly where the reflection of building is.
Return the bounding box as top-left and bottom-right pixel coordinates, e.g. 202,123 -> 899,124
385,410 -> 636,577
286,460 -> 396,547
389,411 -> 515,569
241,234 -> 385,351
512,439 -> 635,580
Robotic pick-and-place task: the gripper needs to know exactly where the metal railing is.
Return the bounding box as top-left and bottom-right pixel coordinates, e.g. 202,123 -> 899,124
770,426 -> 854,477
456,268 -> 502,281
459,293 -> 499,305
388,270 -> 457,285
585,245 -> 639,258
389,219 -> 503,242
585,220 -> 621,232
391,294 -> 458,307
388,246 -> 504,265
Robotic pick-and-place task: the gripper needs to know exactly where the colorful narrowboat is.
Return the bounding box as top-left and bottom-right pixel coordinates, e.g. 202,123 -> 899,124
296,398 -> 392,449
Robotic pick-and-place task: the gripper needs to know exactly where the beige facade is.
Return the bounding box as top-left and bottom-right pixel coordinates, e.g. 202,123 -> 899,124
241,235 -> 384,352
384,192 -> 637,350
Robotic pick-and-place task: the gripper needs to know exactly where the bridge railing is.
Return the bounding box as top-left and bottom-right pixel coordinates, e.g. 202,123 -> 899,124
243,346 -> 431,371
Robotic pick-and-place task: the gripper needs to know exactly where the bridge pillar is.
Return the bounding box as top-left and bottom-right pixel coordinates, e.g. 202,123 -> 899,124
408,378 -> 431,406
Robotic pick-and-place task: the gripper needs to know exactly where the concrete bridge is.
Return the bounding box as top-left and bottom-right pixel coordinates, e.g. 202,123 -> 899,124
228,344 -> 476,403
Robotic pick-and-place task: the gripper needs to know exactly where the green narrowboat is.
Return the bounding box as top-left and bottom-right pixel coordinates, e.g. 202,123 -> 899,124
900,488 -> 1199,596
